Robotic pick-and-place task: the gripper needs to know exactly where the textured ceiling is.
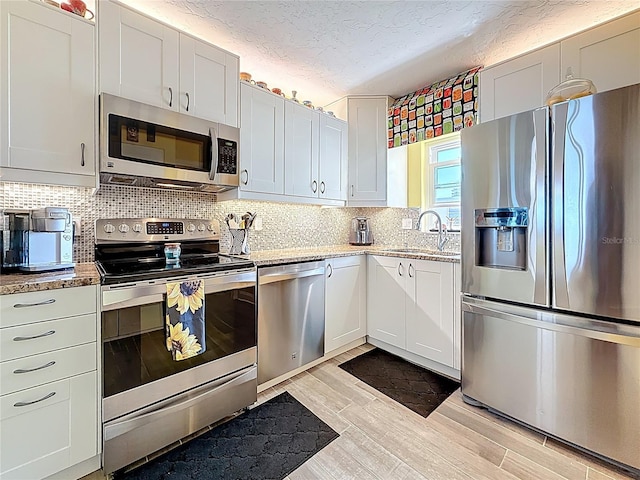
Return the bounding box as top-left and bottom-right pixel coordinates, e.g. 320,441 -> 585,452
119,0 -> 639,107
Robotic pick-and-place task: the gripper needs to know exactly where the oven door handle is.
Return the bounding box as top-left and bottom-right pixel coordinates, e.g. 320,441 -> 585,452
103,367 -> 256,441
102,289 -> 165,311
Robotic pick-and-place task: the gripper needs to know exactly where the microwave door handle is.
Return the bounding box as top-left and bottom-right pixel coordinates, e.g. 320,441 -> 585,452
209,128 -> 219,181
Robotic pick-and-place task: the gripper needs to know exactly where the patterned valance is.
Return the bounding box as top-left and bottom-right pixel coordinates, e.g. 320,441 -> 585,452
388,66 -> 481,148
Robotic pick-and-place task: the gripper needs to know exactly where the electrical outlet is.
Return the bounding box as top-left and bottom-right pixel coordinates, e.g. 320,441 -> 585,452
253,216 -> 263,231
402,218 -> 413,229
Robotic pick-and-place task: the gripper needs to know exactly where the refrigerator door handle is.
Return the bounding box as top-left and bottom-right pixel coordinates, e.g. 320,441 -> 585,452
552,102 -> 570,308
533,108 -> 549,306
463,301 -> 640,347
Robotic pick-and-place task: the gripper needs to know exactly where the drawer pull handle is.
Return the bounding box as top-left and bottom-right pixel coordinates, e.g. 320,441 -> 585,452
14,391 -> 56,407
13,330 -> 56,342
14,361 -> 56,374
13,299 -> 56,308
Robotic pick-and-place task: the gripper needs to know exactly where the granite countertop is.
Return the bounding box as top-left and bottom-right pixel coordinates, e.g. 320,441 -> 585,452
0,263 -> 101,295
242,245 -> 461,267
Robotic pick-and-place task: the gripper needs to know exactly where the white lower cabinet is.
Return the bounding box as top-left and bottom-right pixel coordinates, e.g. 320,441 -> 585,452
0,286 -> 99,480
367,255 -> 459,376
324,256 -> 367,353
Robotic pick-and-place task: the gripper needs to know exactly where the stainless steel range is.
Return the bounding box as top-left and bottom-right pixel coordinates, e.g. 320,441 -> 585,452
96,217 -> 257,474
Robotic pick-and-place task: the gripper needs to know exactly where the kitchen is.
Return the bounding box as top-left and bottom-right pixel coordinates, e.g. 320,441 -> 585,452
2,0 -> 638,478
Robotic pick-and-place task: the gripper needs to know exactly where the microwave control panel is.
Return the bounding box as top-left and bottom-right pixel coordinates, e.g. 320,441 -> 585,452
217,139 -> 237,175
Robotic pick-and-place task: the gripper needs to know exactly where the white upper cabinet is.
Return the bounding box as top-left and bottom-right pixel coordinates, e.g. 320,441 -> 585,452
179,34 -> 239,126
284,101 -> 320,198
0,0 -> 96,187
240,83 -> 284,194
560,11 -> 640,95
318,114 -> 348,201
346,97 -> 388,205
99,0 -> 239,126
284,103 -> 347,201
480,44 -> 560,122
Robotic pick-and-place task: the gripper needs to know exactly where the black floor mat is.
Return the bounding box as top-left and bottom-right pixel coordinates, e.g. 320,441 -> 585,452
339,348 -> 460,418
116,391 -> 339,480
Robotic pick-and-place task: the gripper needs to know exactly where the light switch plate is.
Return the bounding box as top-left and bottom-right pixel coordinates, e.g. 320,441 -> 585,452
402,218 -> 413,229
253,216 -> 263,231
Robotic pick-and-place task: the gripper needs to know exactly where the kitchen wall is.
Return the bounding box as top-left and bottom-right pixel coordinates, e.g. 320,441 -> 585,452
1,182 -> 460,262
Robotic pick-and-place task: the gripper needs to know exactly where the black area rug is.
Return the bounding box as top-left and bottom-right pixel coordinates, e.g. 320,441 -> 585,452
116,391 -> 338,480
339,348 -> 460,418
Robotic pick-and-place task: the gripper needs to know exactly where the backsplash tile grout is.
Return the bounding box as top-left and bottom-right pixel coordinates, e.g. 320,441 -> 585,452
1,182 -> 459,263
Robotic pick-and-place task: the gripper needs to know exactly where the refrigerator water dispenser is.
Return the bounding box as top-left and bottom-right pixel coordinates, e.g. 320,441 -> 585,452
475,208 -> 528,270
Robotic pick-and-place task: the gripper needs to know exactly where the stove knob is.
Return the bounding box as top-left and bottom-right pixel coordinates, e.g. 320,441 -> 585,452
197,224 -> 205,232
103,223 -> 115,234
132,223 -> 143,233
118,223 -> 130,233
187,223 -> 196,232
207,224 -> 215,232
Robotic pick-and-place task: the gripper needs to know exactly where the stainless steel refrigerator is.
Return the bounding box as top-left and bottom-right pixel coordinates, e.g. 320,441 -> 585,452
460,83 -> 640,473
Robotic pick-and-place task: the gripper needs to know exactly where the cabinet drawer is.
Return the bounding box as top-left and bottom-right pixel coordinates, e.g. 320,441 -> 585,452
0,286 -> 97,328
0,372 -> 97,479
0,313 -> 97,362
1,342 -> 96,396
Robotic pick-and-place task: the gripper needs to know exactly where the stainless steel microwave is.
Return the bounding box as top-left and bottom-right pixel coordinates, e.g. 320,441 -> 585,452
100,94 -> 239,192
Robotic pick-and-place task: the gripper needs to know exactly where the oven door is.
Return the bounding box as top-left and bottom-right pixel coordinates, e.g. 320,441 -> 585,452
101,269 -> 257,423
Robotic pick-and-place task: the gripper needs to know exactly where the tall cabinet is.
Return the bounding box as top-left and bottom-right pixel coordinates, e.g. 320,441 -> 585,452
0,0 -> 96,187
99,0 -> 239,126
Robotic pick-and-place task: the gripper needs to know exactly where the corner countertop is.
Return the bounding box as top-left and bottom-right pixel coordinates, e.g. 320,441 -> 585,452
0,263 -> 101,295
238,245 -> 461,267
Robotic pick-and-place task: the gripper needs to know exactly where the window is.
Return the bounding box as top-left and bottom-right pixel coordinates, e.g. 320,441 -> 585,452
423,133 -> 461,230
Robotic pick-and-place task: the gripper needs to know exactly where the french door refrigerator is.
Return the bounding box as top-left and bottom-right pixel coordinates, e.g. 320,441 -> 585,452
460,83 -> 640,473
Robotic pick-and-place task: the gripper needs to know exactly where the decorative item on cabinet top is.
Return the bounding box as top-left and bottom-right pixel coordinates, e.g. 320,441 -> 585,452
388,66 -> 481,147
43,0 -> 95,20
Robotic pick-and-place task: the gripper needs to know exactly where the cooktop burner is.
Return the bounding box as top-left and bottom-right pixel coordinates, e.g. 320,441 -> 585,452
95,217 -> 254,285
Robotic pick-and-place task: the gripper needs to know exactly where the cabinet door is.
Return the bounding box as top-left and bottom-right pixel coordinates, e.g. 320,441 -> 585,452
179,34 -> 239,126
99,0 -> 179,110
347,97 -> 388,204
406,259 -> 455,367
284,101 -> 319,198
480,44 -> 560,122
240,83 -> 284,194
0,371 -> 97,479
325,256 -> 366,353
0,1 -> 95,177
561,12 -> 640,95
319,115 -> 348,201
453,263 -> 461,370
367,256 -> 407,349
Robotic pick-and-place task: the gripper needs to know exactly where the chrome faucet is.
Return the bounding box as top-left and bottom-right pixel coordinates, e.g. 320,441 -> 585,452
416,210 -> 448,251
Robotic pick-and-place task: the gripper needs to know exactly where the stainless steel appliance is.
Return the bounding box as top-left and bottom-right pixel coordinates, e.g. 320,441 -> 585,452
100,94 -> 239,192
257,262 -> 325,384
461,84 -> 640,473
96,217 -> 257,474
349,217 -> 374,245
1,207 -> 74,272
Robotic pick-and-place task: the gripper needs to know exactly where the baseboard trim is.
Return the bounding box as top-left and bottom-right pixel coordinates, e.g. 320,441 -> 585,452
44,455 -> 101,480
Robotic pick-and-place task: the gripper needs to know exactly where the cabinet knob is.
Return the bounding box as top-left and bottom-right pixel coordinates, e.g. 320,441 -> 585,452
398,262 -> 403,276
241,169 -> 249,185
327,264 -> 333,278
408,263 -> 414,278
312,180 -> 318,193
320,181 -> 325,194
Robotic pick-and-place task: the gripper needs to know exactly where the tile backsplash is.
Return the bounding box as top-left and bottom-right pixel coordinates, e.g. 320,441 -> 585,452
1,182 -> 459,263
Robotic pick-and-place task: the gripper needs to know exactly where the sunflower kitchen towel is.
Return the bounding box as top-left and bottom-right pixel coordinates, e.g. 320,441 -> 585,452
165,280 -> 206,361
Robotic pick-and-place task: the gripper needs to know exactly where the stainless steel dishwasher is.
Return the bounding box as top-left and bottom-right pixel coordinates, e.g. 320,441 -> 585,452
258,261 -> 325,384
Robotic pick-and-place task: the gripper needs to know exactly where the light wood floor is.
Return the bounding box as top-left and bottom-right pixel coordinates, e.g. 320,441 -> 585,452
83,344 -> 638,480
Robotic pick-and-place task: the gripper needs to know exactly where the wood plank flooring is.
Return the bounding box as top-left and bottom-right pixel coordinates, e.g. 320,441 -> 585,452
83,344 -> 638,480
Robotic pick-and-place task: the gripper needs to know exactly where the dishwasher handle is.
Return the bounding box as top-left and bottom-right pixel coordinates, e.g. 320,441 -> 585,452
259,267 -> 325,285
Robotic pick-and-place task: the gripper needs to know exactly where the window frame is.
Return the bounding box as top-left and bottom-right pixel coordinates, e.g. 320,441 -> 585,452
427,137 -> 461,209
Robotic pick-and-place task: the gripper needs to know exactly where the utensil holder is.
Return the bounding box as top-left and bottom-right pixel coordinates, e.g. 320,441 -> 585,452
229,228 -> 250,255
